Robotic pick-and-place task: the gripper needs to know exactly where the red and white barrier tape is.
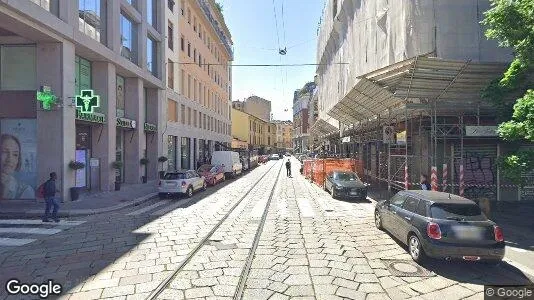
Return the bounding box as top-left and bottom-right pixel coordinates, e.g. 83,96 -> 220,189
442,164 -> 448,192
431,166 -> 438,191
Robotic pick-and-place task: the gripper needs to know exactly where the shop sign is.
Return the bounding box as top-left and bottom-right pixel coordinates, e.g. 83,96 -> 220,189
342,136 -> 351,143
117,117 -> 136,129
75,90 -> 100,113
465,126 -> 498,137
36,86 -> 57,110
396,131 -> 407,145
75,110 -> 106,124
144,122 -> 157,132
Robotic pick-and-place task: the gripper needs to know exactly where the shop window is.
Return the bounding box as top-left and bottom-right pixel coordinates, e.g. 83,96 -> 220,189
168,21 -> 174,50
168,60 -> 174,89
74,55 -> 92,96
181,104 -> 186,125
0,46 -> 36,90
181,137 -> 191,169
147,35 -> 158,76
116,75 -> 125,117
168,0 -> 174,12
147,0 -> 157,30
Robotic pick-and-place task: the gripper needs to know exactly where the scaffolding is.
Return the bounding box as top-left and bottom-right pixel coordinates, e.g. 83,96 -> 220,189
323,55 -> 527,202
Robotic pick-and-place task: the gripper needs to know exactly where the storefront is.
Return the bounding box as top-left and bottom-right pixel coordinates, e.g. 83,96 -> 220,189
181,137 -> 191,170
116,117 -> 137,182
168,135 -> 177,171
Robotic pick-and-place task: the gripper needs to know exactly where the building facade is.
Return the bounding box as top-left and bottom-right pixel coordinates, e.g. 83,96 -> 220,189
165,0 -> 233,171
293,82 -> 316,153
231,108 -> 276,153
313,0 -> 533,202
272,120 -> 293,152
232,96 -> 271,122
0,0 -> 166,202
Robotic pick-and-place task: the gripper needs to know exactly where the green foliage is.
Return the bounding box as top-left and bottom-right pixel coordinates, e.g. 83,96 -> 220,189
497,151 -> 534,186
111,161 -> 123,169
482,0 -> 534,184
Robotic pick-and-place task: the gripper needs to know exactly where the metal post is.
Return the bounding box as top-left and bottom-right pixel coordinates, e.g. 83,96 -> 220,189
405,106 -> 408,188
497,143 -> 501,202
460,115 -> 465,197
451,145 -> 455,194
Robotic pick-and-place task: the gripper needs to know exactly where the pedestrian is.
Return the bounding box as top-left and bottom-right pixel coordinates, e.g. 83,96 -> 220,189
420,174 -> 431,191
42,172 -> 60,223
286,159 -> 292,177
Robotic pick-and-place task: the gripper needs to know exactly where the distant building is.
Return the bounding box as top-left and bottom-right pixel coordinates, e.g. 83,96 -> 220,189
232,96 -> 271,121
231,108 -> 276,153
293,82 -> 316,153
272,120 -> 293,152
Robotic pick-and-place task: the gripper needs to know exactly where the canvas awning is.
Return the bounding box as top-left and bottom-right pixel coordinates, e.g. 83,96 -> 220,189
309,118 -> 338,137
327,55 -> 509,125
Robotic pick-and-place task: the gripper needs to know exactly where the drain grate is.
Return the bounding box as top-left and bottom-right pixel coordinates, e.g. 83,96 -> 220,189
381,259 -> 434,277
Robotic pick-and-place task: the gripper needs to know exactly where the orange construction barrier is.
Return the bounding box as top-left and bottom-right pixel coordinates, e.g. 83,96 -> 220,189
302,158 -> 364,187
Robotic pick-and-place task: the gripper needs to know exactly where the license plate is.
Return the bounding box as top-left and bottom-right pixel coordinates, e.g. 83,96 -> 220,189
350,191 -> 359,195
165,181 -> 177,186
451,225 -> 484,240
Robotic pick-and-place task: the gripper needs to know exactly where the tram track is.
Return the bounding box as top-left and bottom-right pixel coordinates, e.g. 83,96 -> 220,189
145,161 -> 283,300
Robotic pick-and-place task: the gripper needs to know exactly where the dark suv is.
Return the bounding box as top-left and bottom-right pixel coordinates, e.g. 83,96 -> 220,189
374,190 -> 505,263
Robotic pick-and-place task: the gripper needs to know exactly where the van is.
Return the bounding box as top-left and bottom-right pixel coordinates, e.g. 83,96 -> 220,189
211,151 -> 243,177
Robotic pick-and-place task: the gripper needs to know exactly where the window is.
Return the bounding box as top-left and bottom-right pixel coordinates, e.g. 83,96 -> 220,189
120,13 -> 137,63
187,74 -> 191,98
180,69 -> 185,94
198,54 -> 202,67
180,35 -> 184,51
416,200 -> 428,217
147,0 -> 157,28
198,25 -> 202,38
193,49 -> 196,62
79,0 -> 107,44
390,193 -> 406,207
181,104 -> 186,124
167,100 -> 177,122
168,21 -> 174,50
74,55 -> 91,96
402,197 -> 420,213
187,42 -> 191,57
116,75 -> 125,117
333,0 -> 338,19
187,107 -> 191,125
193,110 -> 197,127
193,78 -> 197,101
193,17 -> 197,32
180,0 -> 184,15
430,204 -> 487,221
168,59 -> 174,89
147,36 -> 157,76
187,8 -> 191,24
168,0 -> 174,11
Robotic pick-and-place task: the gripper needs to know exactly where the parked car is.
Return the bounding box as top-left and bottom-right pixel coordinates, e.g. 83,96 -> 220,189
374,190 -> 505,264
249,155 -> 259,168
323,171 -> 368,201
258,155 -> 269,164
158,170 -> 206,199
240,156 -> 250,171
197,164 -> 225,186
211,151 -> 243,177
269,154 -> 280,160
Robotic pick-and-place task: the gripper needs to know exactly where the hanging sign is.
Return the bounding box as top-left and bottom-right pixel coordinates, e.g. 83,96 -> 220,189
396,131 -> 407,145
75,110 -> 106,124
144,122 -> 157,132
36,86 -> 58,110
75,90 -> 100,113
117,117 -> 136,129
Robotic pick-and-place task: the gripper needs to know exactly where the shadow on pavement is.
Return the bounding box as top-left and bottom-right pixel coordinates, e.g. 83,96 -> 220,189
0,166 -> 266,299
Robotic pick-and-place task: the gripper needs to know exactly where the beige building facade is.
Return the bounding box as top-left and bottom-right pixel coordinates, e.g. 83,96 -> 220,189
272,120 -> 293,151
165,0 -> 232,170
0,0 -> 166,202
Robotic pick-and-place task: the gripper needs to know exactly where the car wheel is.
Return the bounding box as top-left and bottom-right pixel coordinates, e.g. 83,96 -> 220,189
202,181 -> 207,191
408,234 -> 425,263
323,180 -> 327,191
374,210 -> 383,230
331,187 -> 336,199
187,186 -> 193,198
222,174 -> 226,182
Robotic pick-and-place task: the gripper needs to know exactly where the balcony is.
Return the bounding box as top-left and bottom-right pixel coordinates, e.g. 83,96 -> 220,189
197,0 -> 233,59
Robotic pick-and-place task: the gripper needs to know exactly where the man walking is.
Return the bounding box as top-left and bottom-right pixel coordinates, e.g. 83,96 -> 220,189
285,159 -> 292,177
42,172 -> 60,223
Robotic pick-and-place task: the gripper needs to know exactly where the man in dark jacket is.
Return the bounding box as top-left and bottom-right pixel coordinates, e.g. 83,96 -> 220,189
285,159 -> 292,177
420,174 -> 431,191
42,172 -> 60,222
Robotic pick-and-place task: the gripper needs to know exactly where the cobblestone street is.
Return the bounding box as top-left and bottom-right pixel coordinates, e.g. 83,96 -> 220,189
0,159 -> 532,300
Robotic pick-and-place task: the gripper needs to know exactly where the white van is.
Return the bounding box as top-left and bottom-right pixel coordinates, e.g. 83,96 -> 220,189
211,151 -> 243,177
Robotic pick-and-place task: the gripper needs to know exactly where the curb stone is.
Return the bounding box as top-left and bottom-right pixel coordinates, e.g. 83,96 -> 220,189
0,192 -> 158,218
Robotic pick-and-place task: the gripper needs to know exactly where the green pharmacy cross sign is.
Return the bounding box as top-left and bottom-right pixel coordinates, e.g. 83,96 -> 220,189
76,90 -> 100,113
36,86 -> 58,110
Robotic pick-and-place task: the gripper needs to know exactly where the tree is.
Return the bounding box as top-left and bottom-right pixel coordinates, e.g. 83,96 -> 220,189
481,0 -> 534,185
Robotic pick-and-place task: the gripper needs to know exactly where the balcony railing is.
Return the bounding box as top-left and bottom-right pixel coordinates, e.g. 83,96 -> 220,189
197,0 -> 233,59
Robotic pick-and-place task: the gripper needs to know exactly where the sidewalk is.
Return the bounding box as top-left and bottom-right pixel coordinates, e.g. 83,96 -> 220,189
0,181 -> 158,218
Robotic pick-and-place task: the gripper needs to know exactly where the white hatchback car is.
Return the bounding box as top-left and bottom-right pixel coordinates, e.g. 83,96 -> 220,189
158,170 -> 206,199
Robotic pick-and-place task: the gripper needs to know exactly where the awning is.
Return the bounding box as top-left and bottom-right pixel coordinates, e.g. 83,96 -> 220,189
327,55 -> 509,125
309,118 -> 338,137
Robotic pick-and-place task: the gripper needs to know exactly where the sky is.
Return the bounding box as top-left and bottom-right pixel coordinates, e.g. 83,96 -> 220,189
218,0 -> 325,121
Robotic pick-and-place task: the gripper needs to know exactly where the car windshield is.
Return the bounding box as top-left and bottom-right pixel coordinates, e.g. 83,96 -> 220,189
164,173 -> 186,180
430,203 -> 487,221
198,165 -> 212,172
335,173 -> 358,181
